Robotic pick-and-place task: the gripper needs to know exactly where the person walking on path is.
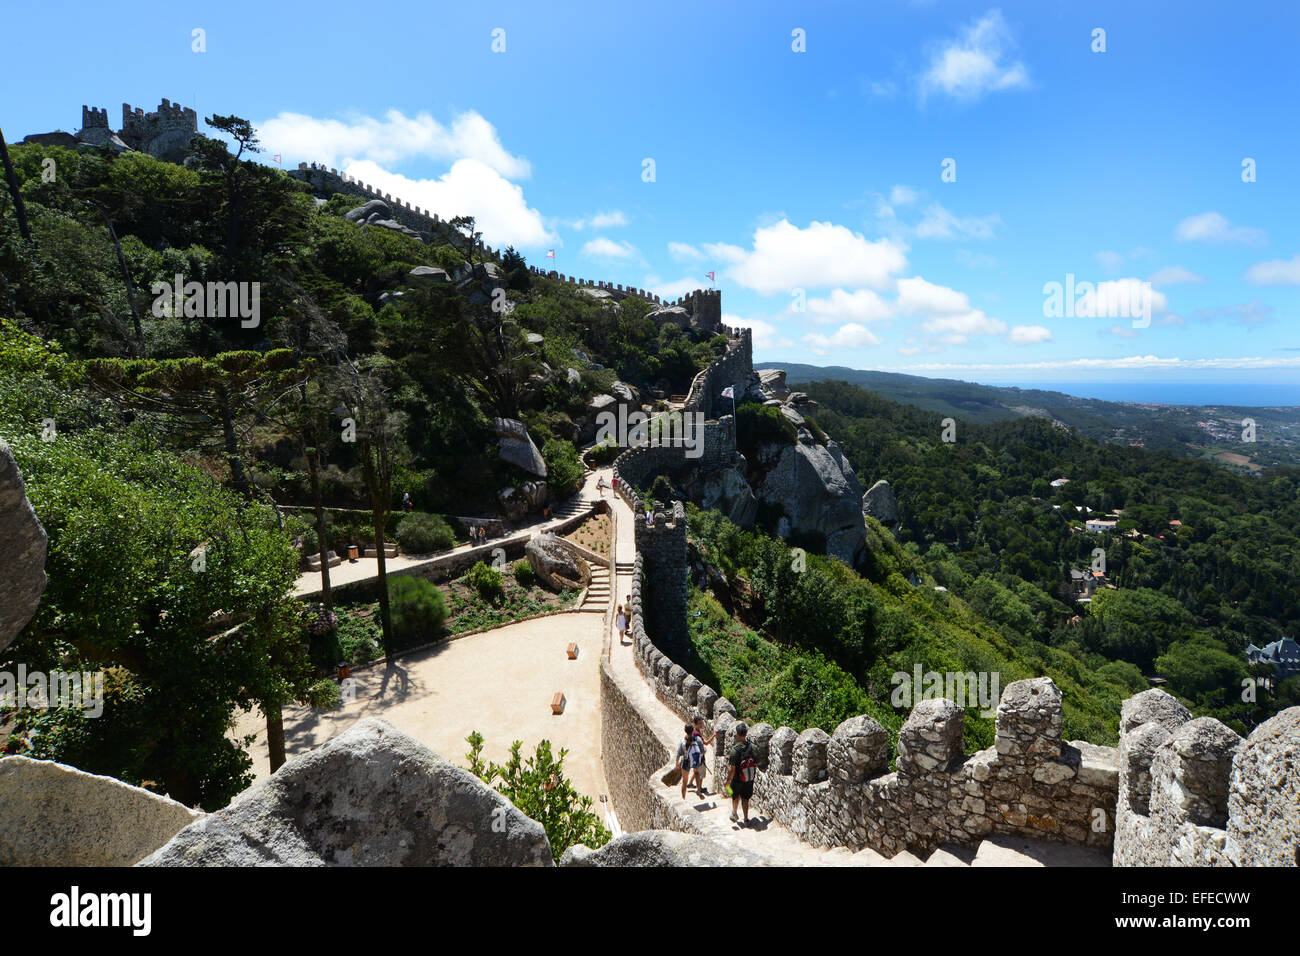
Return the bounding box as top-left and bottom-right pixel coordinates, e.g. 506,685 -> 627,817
596,475 -> 608,497
689,716 -> 717,797
616,603 -> 629,644
468,525 -> 478,548
726,722 -> 758,827
676,724 -> 702,801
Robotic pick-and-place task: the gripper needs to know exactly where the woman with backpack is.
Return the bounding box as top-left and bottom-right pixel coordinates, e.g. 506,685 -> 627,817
675,724 -> 699,801
689,715 -> 716,797
726,722 -> 758,827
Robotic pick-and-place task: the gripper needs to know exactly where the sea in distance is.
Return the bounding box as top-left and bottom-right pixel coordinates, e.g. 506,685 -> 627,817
981,381 -> 1300,407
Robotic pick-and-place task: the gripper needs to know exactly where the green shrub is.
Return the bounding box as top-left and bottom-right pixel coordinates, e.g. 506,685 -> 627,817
466,560 -> 504,600
585,438 -> 621,466
648,474 -> 677,506
542,439 -> 584,499
735,400 -> 797,463
513,559 -> 536,588
395,511 -> 456,554
335,609 -> 384,664
388,576 -> 448,647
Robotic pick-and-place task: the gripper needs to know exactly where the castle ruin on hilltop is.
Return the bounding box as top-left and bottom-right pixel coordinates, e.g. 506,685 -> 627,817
21,98 -> 198,163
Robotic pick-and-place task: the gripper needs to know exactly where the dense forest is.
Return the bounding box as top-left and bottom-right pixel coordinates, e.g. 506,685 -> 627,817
676,381 -> 1297,757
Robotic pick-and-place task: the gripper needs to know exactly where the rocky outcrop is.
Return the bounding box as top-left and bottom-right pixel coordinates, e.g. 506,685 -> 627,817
0,438 -> 47,652
0,756 -> 203,866
524,533 -> 591,591
141,719 -> 553,866
751,439 -> 866,566
862,479 -> 900,528
498,481 -> 548,520
560,829 -> 774,867
408,264 -> 450,283
493,417 -> 547,477
344,199 -> 391,222
681,465 -> 757,528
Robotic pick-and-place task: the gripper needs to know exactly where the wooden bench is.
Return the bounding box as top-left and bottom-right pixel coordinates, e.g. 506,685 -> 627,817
566,643 -> 578,660
364,543 -> 399,559
551,693 -> 566,714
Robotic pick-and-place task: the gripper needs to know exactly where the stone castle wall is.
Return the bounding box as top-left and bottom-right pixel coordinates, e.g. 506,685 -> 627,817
1113,689 -> 1300,866
625,557 -> 1118,855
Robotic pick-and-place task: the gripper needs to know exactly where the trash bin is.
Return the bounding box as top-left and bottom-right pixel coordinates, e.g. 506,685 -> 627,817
347,545 -> 359,560
337,662 -> 351,680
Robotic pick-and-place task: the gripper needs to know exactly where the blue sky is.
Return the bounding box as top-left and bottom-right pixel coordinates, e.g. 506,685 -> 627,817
7,0 -> 1300,385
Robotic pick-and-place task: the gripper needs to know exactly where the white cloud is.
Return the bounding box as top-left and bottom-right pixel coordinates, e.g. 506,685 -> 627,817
1245,254 -> 1300,285
668,242 -> 704,263
920,10 -> 1030,102
1008,325 -> 1052,345
798,288 -> 894,325
340,158 -> 553,249
572,210 -> 628,231
914,202 -> 999,240
1194,300 -> 1274,327
724,315 -> 795,351
803,323 -> 884,356
1073,278 -> 1168,318
890,185 -> 920,206
715,220 -> 907,295
1106,325 -> 1140,339
1148,266 -> 1204,286
581,237 -> 638,260
1096,250 -> 1125,271
921,310 -> 1007,345
1175,212 -> 1267,246
260,109 -> 530,179
646,276 -> 706,301
896,277 -> 970,316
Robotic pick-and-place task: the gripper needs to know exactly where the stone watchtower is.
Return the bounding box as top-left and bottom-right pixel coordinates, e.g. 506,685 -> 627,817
681,289 -> 722,332
117,98 -> 198,162
635,501 -> 689,650
75,106 -> 114,147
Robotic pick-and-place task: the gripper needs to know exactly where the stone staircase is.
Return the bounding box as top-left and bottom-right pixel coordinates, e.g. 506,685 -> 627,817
548,495 -> 595,522
579,564 -> 611,613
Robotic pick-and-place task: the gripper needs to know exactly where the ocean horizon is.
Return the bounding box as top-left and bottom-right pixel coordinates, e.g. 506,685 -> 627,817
977,381 -> 1300,407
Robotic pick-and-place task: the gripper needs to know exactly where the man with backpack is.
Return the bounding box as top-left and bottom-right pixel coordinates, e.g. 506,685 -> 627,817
726,722 -> 758,827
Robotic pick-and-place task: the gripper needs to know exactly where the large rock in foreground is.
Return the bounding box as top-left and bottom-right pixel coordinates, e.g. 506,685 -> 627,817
141,719 -> 553,866
0,438 -> 47,652
0,756 -> 203,866
561,829 -> 774,867
525,533 -> 591,591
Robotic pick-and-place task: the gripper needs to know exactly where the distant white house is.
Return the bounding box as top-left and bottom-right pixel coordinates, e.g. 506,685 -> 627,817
1086,518 -> 1118,533
1050,477 -> 1070,488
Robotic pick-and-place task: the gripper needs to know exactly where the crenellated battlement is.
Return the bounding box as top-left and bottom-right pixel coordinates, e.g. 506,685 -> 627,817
80,106 -> 108,129
621,547 -> 1120,857
1113,690 -> 1300,866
